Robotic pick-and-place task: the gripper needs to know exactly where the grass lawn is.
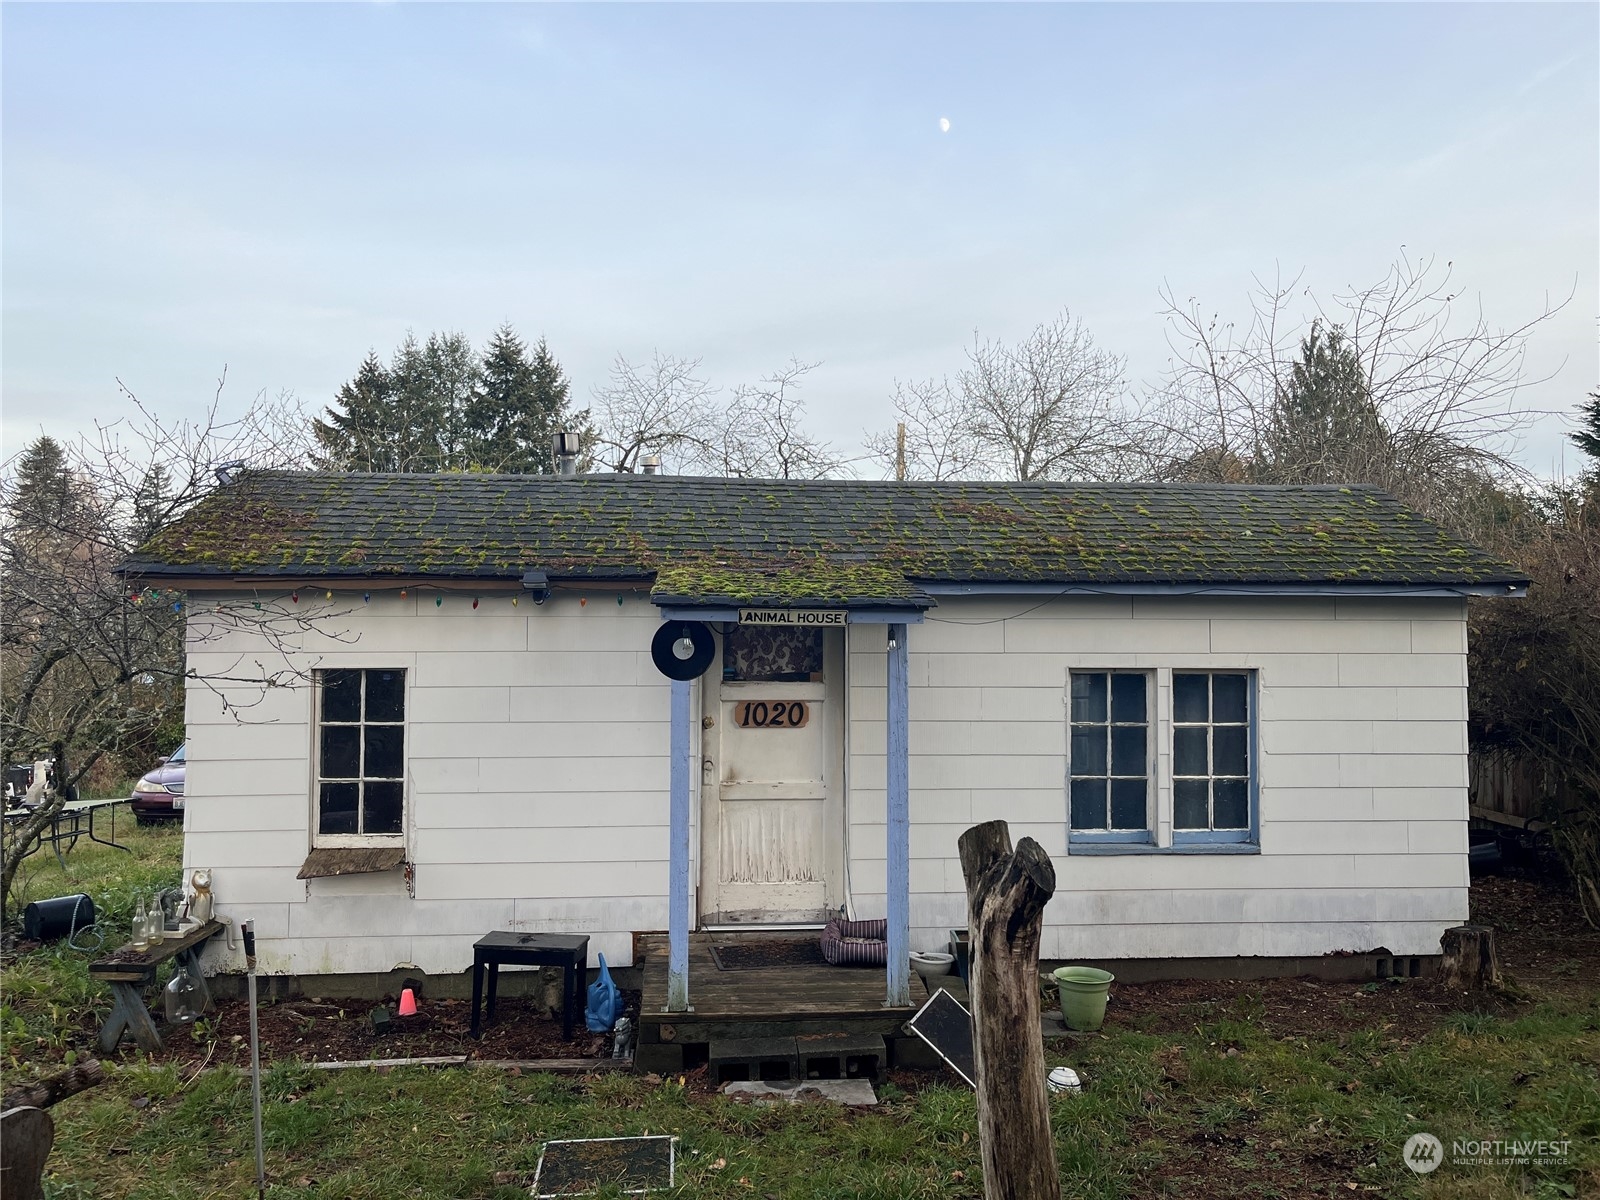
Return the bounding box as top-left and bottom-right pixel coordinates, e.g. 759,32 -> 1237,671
3,822 -> 1597,1199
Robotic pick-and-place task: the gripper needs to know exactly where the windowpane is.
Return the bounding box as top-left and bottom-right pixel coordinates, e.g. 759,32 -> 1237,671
1213,674 -> 1248,724
1174,779 -> 1209,829
1070,726 -> 1107,777
364,781 -> 404,834
319,782 -> 358,834
1111,725 -> 1146,776
1213,780 -> 1249,829
322,670 -> 361,722
364,726 -> 404,779
1070,779 -> 1108,830
1110,779 -> 1147,829
321,726 -> 360,778
1213,726 -> 1249,777
1110,674 -> 1146,723
366,670 -> 406,722
1173,727 -> 1208,776
1173,673 -> 1209,722
1070,673 -> 1107,723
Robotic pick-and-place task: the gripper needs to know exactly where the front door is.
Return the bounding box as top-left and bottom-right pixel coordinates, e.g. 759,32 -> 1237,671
701,625 -> 842,925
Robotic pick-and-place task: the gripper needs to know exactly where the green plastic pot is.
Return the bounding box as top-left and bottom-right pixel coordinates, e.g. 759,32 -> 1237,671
1052,966 -> 1114,1031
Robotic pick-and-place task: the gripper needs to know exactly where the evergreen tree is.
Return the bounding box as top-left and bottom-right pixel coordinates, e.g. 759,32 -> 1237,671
129,463 -> 173,546
466,327 -> 584,472
312,352 -> 398,470
9,437 -> 81,538
1573,390 -> 1600,463
1267,324 -> 1387,484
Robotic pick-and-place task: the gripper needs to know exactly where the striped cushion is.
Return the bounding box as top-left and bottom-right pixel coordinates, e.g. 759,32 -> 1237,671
820,918 -> 888,966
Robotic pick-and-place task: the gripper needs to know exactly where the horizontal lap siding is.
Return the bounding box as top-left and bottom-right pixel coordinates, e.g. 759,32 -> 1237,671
848,595 -> 1470,960
184,593 -> 675,974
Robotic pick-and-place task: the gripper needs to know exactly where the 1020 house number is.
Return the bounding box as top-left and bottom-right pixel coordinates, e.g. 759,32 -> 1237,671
734,700 -> 811,729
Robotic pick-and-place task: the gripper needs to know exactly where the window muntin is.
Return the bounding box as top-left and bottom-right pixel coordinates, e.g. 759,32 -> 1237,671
316,668 -> 405,838
1069,672 -> 1150,837
1172,671 -> 1252,835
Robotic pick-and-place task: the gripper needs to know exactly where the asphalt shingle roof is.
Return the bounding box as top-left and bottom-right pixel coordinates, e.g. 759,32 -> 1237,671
124,472 -> 1526,603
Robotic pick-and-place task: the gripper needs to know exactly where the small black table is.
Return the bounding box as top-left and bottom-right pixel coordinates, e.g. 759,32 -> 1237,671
470,932 -> 590,1041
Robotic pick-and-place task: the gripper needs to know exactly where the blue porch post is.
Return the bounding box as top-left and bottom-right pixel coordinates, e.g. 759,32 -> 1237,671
885,623 -> 911,1007
667,677 -> 691,1011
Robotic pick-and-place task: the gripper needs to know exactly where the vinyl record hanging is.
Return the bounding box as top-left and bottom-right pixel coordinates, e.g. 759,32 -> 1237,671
650,621 -> 715,680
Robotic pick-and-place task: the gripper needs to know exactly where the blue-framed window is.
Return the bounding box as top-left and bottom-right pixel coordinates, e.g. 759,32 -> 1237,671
1172,671 -> 1256,845
1069,671 -> 1151,843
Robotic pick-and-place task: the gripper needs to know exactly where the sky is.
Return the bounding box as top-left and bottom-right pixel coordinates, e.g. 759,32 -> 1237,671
3,2 -> 1596,478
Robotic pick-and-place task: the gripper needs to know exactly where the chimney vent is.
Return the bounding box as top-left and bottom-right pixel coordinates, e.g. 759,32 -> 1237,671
552,432 -> 581,478
641,455 -> 661,475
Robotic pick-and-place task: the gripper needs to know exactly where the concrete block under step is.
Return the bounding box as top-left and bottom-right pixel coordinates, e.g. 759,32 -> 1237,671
634,1042 -> 685,1074
709,1036 -> 797,1084
889,1035 -> 945,1072
795,1033 -> 885,1083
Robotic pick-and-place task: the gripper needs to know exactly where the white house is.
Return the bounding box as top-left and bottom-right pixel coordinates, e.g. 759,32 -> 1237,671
125,472 -> 1525,1006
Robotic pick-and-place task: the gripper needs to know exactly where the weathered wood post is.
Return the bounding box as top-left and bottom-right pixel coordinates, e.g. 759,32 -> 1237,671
958,819 -> 1061,1200
0,1058 -> 106,1200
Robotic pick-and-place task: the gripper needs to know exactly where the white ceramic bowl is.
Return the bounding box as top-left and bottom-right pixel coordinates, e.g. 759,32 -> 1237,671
909,951 -> 955,979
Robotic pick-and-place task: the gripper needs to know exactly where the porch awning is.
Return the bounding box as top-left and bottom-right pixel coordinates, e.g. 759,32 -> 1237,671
649,561 -> 932,617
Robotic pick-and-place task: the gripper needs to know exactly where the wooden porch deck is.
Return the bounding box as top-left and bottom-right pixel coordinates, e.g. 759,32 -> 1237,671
634,931 -> 929,1073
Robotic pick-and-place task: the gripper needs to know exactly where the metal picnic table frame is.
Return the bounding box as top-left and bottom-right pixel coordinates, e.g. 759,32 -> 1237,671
2,798 -> 132,870
89,920 -> 223,1054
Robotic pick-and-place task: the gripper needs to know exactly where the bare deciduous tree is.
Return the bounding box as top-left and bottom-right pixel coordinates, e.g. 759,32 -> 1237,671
868,311 -> 1138,482
698,360 -> 844,479
1,378 -> 336,913
1147,253 -> 1568,537
587,353 -> 719,474
863,378 -> 984,481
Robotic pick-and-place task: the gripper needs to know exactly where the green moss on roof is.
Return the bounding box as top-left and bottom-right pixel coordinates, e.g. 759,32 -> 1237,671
124,472 -> 1526,599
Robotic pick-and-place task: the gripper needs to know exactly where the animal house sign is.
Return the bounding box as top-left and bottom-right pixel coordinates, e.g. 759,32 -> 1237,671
737,609 -> 847,627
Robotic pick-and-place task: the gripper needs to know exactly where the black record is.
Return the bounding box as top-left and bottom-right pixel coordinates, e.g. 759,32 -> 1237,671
650,621 -> 715,680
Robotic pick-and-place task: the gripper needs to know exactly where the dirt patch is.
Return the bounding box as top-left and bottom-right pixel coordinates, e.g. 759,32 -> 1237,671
94,990 -> 640,1071
1470,871 -> 1600,997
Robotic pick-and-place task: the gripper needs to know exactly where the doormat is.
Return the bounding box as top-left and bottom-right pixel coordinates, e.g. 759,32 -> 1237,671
532,1136 -> 676,1197
710,938 -> 830,971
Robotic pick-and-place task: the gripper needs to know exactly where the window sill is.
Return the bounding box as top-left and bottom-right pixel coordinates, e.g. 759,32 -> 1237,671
297,846 -> 407,879
1068,842 -> 1259,856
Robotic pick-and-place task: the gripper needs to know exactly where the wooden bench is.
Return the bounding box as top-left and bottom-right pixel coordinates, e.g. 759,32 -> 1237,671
89,920 -> 223,1053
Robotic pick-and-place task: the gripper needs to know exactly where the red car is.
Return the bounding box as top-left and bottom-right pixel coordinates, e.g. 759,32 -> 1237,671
129,743 -> 186,825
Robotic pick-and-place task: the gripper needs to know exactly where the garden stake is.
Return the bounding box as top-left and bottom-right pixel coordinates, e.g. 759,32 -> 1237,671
244,920 -> 266,1198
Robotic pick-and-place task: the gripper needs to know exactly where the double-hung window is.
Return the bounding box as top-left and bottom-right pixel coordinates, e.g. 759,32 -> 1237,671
1069,672 -> 1151,843
1172,671 -> 1254,844
315,668 -> 406,840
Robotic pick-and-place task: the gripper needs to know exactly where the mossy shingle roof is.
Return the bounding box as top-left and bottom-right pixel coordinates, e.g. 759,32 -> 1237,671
125,471 -> 1525,603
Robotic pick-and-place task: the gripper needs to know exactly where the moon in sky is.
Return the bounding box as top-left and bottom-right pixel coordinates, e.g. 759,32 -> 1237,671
939,117 -> 951,133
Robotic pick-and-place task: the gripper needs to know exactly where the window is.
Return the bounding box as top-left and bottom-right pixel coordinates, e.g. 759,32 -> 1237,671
1172,671 -> 1253,842
315,668 -> 406,839
1069,672 -> 1150,841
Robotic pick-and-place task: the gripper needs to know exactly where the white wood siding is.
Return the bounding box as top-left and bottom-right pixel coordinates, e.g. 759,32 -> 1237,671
186,589 -> 1468,976
845,594 -> 1470,959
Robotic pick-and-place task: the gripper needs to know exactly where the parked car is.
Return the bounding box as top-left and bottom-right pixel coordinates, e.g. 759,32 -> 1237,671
129,743 -> 185,824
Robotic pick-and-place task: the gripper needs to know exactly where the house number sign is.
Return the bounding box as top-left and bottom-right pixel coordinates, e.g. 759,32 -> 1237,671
734,700 -> 811,729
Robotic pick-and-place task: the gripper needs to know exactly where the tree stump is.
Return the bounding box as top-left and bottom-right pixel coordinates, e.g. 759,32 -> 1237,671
1439,925 -> 1503,991
958,820 -> 1061,1200
0,1106 -> 55,1200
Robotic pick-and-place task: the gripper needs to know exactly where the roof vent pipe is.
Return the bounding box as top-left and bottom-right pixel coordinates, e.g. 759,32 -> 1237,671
552,432 -> 581,478
641,455 -> 661,475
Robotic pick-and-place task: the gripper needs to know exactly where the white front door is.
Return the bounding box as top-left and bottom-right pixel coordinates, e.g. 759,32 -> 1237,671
701,626 -> 842,925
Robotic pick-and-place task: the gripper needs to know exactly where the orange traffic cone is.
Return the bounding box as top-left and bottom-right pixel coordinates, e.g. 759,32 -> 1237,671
398,987 -> 417,1017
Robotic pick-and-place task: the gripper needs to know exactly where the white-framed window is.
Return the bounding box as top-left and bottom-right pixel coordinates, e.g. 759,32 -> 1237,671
314,668 -> 406,842
1172,671 -> 1255,844
1067,667 -> 1258,853
1068,671 -> 1152,843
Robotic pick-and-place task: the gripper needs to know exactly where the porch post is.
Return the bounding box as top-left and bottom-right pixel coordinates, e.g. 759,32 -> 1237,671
667,677 -> 691,1011
886,622 -> 911,1007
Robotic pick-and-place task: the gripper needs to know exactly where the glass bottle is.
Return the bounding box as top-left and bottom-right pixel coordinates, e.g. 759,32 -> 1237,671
164,961 -> 203,1024
131,894 -> 149,951
145,896 -> 165,946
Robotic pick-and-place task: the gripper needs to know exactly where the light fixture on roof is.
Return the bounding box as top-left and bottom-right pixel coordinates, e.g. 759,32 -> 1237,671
521,569 -> 551,605
213,460 -> 247,486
